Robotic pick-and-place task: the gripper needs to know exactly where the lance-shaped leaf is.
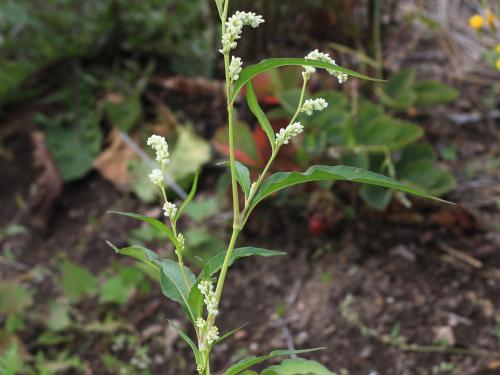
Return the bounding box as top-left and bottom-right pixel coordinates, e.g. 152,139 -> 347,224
235,161 -> 251,197
231,58 -> 384,102
107,242 -> 160,272
175,170 -> 200,221
222,348 -> 324,375
168,320 -> 202,367
214,0 -> 224,19
160,259 -> 196,322
252,165 -> 450,210
261,358 -> 337,375
108,211 -> 177,246
188,247 -> 286,320
246,81 -> 276,150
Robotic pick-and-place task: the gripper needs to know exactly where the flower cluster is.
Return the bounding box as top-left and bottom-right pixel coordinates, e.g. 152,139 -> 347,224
303,49 -> 348,83
176,233 -> 185,257
198,280 -> 218,316
206,326 -> 220,345
301,98 -> 328,115
148,169 -> 163,186
163,201 -> 177,218
275,122 -> 304,147
147,135 -> 170,166
229,56 -> 243,82
220,11 -> 264,54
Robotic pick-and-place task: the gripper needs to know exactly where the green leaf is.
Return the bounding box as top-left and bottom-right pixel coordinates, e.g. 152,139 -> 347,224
169,127 -> 211,182
399,160 -> 456,196
354,116 -> 423,151
108,211 -> 177,246
214,0 -> 224,18
246,81 -> 276,149
413,81 -> 458,107
105,94 -> 142,132
381,68 -> 416,110
99,276 -> 134,305
175,170 -> 200,221
232,58 -> 384,103
397,143 -> 436,170
0,282 -> 32,315
107,242 -> 160,272
252,165 -> 449,210
222,348 -> 324,375
261,358 -> 337,375
201,247 -> 287,279
129,159 -> 158,203
46,301 -> 71,331
360,185 -> 393,210
60,260 -> 97,303
188,247 -> 285,320
235,161 -> 251,197
160,260 -> 196,321
168,320 -> 202,366
214,322 -> 250,345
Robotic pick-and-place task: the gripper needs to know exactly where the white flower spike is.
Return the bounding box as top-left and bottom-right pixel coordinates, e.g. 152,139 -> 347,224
147,135 -> 170,166
229,56 -> 243,82
301,98 -> 328,115
148,169 -> 163,186
303,49 -> 348,83
163,201 -> 177,218
275,122 -> 304,147
220,11 -> 264,54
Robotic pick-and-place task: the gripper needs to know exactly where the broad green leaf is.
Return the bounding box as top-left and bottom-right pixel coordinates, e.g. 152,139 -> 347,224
413,81 -> 458,107
108,211 -> 177,246
252,165 -> 449,210
60,260 -> 97,302
175,170 -> 200,221
201,247 -> 287,279
381,68 -> 416,110
169,127 -> 211,182
168,320 -> 202,366
105,94 -> 142,132
235,161 -> 251,197
231,58 -> 384,102
397,143 -> 436,170
399,160 -> 456,196
360,185 -> 393,210
107,242 -> 160,272
160,260 -> 196,321
246,81 -> 276,148
355,116 -> 423,151
129,159 -> 158,203
46,301 -> 71,331
0,282 -> 32,315
222,348 -> 324,375
99,276 -> 134,305
261,358 -> 337,375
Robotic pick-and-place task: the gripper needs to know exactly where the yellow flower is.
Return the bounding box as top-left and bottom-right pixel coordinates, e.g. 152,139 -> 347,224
496,57 -> 500,70
496,44 -> 500,54
469,14 -> 484,30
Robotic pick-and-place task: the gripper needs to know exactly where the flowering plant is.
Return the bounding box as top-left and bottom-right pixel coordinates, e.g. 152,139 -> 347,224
109,1 -> 444,373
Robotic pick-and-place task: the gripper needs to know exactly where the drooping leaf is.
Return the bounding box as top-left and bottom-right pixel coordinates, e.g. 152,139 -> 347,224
168,320 -> 202,366
107,242 -> 160,272
261,358 -> 337,375
222,348 -> 324,375
413,81 -> 458,107
175,169 -> 200,221
252,165 -> 449,210
232,58 -> 384,102
160,260 -> 196,321
108,211 -> 177,246
235,161 -> 251,197
246,81 -> 276,149
214,322 -> 249,345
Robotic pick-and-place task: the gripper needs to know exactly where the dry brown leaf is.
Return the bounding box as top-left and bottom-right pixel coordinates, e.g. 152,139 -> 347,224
93,128 -> 136,188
